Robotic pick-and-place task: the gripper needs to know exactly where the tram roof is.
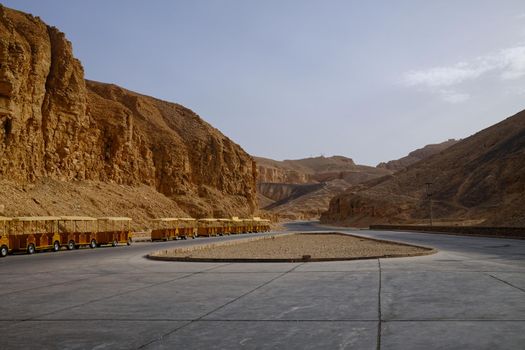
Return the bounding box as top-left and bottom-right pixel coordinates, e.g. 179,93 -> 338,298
152,218 -> 178,222
13,216 -> 61,221
59,216 -> 97,221
97,217 -> 132,221
152,217 -> 196,222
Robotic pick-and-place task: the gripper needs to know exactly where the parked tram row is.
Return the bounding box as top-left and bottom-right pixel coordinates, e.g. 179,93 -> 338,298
0,216 -> 271,257
150,217 -> 271,241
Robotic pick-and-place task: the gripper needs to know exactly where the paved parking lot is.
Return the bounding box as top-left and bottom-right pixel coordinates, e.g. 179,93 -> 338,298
0,222 -> 524,349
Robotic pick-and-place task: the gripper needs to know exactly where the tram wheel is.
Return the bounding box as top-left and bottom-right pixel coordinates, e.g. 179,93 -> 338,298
53,241 -> 60,252
0,245 -> 8,257
67,240 -> 75,250
112,240 -> 118,247
27,243 -> 36,255
90,239 -> 97,249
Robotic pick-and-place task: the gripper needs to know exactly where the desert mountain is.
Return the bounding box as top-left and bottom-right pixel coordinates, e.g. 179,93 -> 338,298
377,139 -> 458,171
0,5 -> 257,228
321,110 -> 525,227
255,156 -> 391,219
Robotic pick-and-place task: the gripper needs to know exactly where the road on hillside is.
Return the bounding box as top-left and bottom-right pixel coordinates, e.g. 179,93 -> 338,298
1,222 -> 524,349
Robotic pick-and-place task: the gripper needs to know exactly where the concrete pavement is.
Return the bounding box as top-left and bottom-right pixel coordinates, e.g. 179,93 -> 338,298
0,222 -> 524,349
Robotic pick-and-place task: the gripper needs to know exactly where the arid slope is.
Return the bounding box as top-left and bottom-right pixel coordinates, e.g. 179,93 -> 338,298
377,139 -> 458,171
322,110 -> 525,227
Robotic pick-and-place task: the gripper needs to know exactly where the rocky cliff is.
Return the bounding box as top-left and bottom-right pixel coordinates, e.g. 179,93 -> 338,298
254,156 -> 312,184
322,111 -> 525,227
0,5 -> 257,222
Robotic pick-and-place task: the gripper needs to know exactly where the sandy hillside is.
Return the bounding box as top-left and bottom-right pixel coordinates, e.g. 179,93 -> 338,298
322,110 -> 525,227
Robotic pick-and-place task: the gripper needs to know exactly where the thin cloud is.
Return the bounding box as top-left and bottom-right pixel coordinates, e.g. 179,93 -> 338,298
499,46 -> 525,79
439,90 -> 470,104
402,45 -> 525,103
404,63 -> 490,87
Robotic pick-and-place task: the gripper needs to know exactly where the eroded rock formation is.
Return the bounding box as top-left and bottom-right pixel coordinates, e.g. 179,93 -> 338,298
0,5 -> 257,219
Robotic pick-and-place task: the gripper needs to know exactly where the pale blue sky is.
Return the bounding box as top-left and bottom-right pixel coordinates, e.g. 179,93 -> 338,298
4,0 -> 525,165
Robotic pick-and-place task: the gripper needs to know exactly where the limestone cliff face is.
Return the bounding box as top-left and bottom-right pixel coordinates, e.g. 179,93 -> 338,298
256,165 -> 311,184
86,81 -> 257,216
0,5 -> 256,218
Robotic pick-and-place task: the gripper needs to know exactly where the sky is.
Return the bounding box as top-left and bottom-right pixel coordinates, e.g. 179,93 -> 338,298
4,0 -> 525,165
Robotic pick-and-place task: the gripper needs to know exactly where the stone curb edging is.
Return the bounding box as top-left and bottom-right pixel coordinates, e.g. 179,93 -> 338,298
146,231 -> 436,263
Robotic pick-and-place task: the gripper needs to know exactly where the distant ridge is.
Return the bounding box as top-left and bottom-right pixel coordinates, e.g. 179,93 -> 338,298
377,139 -> 459,171
255,156 -> 391,219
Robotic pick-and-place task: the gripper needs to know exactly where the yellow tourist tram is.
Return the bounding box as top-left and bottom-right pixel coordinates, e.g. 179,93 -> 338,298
151,218 -> 178,241
217,218 -> 233,235
58,216 -> 98,249
242,218 -> 255,233
230,217 -> 243,234
262,219 -> 271,232
97,217 -> 133,246
197,218 -> 220,237
151,218 -> 197,241
9,216 -> 61,254
253,217 -> 271,232
178,218 -> 198,239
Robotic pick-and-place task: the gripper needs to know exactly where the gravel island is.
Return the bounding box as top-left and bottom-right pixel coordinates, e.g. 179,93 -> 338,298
149,233 -> 435,262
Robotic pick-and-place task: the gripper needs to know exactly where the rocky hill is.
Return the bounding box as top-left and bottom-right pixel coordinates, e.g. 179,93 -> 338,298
255,156 -> 311,184
0,5 -> 257,227
256,156 -> 391,219
377,139 -> 458,171
321,110 -> 525,227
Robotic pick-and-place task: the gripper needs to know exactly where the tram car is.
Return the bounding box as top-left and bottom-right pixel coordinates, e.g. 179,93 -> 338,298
97,217 -> 133,246
151,218 -> 197,241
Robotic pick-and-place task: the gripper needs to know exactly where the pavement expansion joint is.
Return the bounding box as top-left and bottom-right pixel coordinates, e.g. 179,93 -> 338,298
0,274 -> 102,297
376,258 -> 382,350
189,319 -> 379,322
486,273 -> 525,293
